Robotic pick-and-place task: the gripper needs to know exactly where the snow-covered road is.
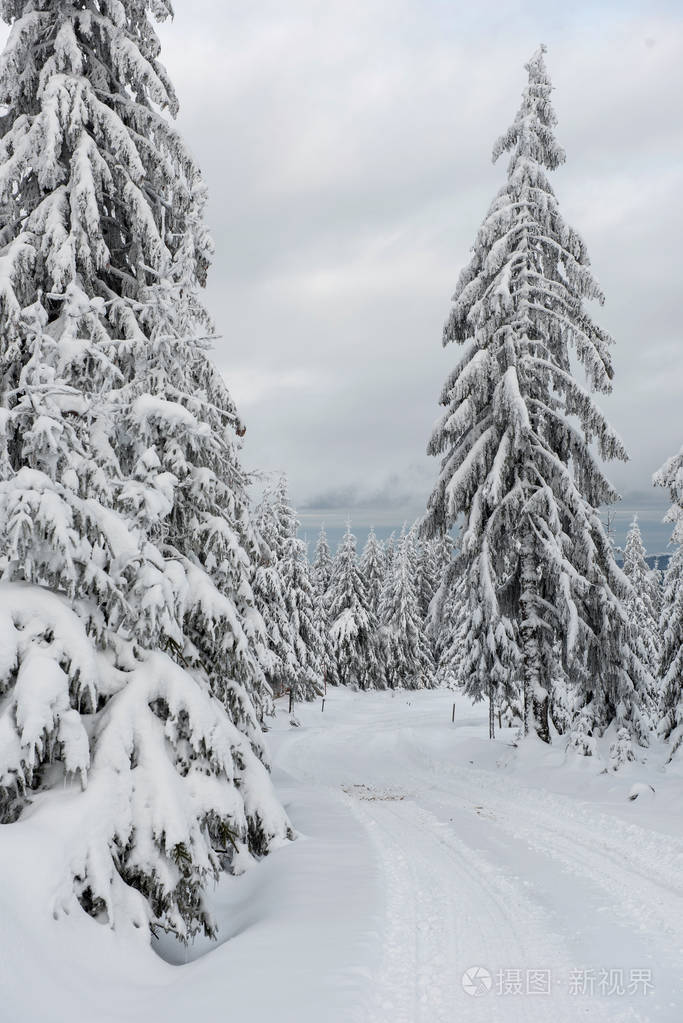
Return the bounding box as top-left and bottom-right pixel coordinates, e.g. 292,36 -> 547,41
272,688 -> 683,1023
3,687 -> 683,1022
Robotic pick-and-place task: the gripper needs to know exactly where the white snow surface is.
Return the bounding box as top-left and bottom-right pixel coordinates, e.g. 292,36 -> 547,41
2,687 -> 683,1022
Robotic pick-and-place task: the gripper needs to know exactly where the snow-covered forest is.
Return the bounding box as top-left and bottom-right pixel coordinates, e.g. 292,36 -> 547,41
0,3 -> 680,1022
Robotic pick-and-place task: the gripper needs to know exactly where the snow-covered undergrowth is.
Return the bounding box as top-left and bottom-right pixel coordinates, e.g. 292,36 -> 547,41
3,686 -> 683,1022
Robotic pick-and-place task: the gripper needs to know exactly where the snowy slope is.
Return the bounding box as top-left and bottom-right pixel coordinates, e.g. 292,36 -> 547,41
2,688 -> 683,1022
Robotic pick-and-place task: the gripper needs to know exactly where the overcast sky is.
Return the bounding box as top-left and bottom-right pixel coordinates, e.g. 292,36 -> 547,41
17,1 -> 683,550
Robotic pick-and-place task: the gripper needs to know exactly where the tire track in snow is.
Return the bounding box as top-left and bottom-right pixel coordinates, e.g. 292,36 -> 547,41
439,766 -> 683,960
347,793 -> 620,1023
275,704 -> 662,1021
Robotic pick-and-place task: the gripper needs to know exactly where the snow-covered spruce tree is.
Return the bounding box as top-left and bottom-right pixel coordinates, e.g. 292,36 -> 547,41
285,544 -> 326,701
414,535 -> 439,622
384,530 -> 397,572
360,527 -> 385,617
270,477 -> 325,701
310,524 -> 338,685
430,559 -> 467,689
423,46 -> 651,759
655,445 -> 683,758
427,532 -> 456,663
379,529 -> 436,689
623,516 -> 660,686
0,0 -> 289,939
312,523 -> 333,597
328,525 -> 381,689
251,488 -> 298,699
314,580 -> 338,689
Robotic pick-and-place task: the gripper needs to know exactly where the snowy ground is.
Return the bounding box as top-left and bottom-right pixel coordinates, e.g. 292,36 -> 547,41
3,688 -> 683,1022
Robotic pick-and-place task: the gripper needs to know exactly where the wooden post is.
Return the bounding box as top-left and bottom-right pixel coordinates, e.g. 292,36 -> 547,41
288,689 -> 293,714
321,699 -> 325,713
452,703 -> 456,723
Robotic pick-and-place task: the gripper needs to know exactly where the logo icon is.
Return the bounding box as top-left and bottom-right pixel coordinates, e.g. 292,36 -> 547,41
462,966 -> 492,997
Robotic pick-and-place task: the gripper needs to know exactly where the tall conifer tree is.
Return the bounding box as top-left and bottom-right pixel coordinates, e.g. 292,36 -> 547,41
328,525 -> 380,689
310,525 -> 337,686
623,516 -> 660,688
312,524 -> 333,596
424,46 -> 650,760
252,487 -> 298,699
271,477 -> 325,701
414,537 -> 439,623
379,530 -> 436,689
360,527 -> 385,617
0,0 -> 289,938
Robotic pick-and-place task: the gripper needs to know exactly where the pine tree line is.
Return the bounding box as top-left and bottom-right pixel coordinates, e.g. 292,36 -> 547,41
252,469 -> 678,754
254,490 -> 455,695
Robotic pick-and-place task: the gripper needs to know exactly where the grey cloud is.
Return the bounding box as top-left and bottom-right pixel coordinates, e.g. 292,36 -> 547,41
300,486 -> 362,512
302,463 -> 433,514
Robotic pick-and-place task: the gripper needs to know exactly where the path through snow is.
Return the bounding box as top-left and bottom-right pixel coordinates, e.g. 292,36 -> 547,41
275,689 -> 683,1022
